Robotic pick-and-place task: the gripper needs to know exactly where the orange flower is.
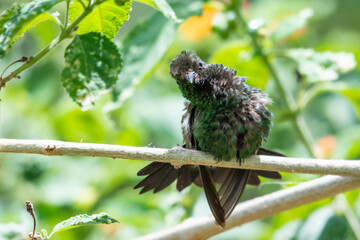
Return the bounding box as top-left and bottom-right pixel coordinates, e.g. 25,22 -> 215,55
313,136 -> 337,159
179,6 -> 218,41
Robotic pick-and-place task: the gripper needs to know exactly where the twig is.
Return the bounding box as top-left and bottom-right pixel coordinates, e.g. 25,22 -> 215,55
0,1 -> 98,91
26,201 -> 36,240
1,139 -> 360,177
134,175 -> 360,240
0,57 -> 28,78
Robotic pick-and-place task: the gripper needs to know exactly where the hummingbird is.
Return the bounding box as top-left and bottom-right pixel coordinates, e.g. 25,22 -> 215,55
134,51 -> 284,227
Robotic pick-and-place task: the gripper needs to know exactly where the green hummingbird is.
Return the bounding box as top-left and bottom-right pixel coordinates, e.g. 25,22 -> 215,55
134,51 -> 284,227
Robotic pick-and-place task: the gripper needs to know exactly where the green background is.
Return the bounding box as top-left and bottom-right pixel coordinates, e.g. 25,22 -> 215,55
0,0 -> 360,239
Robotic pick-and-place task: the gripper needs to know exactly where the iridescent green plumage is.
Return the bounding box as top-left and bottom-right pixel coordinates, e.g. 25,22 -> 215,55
172,50 -> 273,161
135,50 -> 283,227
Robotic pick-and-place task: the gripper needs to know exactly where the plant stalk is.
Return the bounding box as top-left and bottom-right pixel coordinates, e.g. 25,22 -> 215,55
235,5 -> 314,156
0,1 -> 97,90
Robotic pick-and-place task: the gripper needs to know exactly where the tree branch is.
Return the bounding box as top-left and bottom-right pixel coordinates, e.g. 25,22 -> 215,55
134,175 -> 360,240
1,139 -> 360,177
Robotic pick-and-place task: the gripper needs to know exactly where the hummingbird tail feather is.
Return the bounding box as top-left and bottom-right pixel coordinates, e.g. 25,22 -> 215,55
219,169 -> 252,219
199,165 -> 225,227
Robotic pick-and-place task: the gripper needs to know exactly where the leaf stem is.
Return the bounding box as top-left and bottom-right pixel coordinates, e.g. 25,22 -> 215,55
0,1 -> 97,91
76,0 -> 87,10
64,0 -> 71,29
234,4 -> 314,156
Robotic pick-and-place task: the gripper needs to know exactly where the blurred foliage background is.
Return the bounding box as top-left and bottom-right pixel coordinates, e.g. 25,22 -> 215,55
0,0 -> 360,239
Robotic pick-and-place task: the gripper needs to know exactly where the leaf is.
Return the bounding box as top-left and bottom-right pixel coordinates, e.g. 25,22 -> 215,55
347,139 -> 360,159
208,41 -> 268,89
61,32 -> 122,110
134,0 -> 158,9
295,206 -> 355,240
332,125 -> 360,159
0,5 -> 16,34
0,0 -> 61,58
271,219 -> 303,240
339,89 -> 360,117
135,0 -> 181,22
105,16 -> 176,112
105,0 -> 203,112
69,0 -> 132,40
152,0 -> 181,23
270,8 -> 313,42
286,48 -> 356,83
19,12 -> 59,38
49,212 -> 119,238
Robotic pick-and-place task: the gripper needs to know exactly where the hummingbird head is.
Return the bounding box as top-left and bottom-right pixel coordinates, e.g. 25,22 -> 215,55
170,50 -> 216,107
170,50 -> 246,108
170,50 -> 206,86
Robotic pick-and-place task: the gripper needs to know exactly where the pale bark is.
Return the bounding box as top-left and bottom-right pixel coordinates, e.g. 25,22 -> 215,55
1,138 -> 360,177
134,175 -> 360,240
1,139 -> 360,239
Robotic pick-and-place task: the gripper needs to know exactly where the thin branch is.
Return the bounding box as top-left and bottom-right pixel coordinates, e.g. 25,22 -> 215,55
26,201 -> 37,240
1,139 -> 360,177
0,1 -> 96,91
134,175 -> 360,240
64,0 -> 71,29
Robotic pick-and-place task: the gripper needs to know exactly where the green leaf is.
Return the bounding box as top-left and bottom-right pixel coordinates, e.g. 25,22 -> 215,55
134,0 -> 158,9
105,16 -> 176,112
271,220 -> 302,240
347,139 -> 360,159
339,88 -> 360,117
0,0 -> 61,58
208,41 -> 268,89
114,0 -> 131,6
61,32 -> 122,110
49,212 -> 119,238
135,0 -> 181,22
286,48 -> 356,83
270,8 -> 313,42
295,206 -> 355,240
333,125 -> 360,159
0,5 -> 16,34
69,0 -> 132,40
106,0 -> 203,112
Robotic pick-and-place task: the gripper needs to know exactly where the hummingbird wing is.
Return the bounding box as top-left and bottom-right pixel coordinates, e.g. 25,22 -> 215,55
253,147 -> 284,180
257,147 -> 286,157
134,162 -> 201,194
183,102 -> 226,226
134,162 -> 178,194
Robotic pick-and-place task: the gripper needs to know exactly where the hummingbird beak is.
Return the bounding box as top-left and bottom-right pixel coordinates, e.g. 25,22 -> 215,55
187,71 -> 198,84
